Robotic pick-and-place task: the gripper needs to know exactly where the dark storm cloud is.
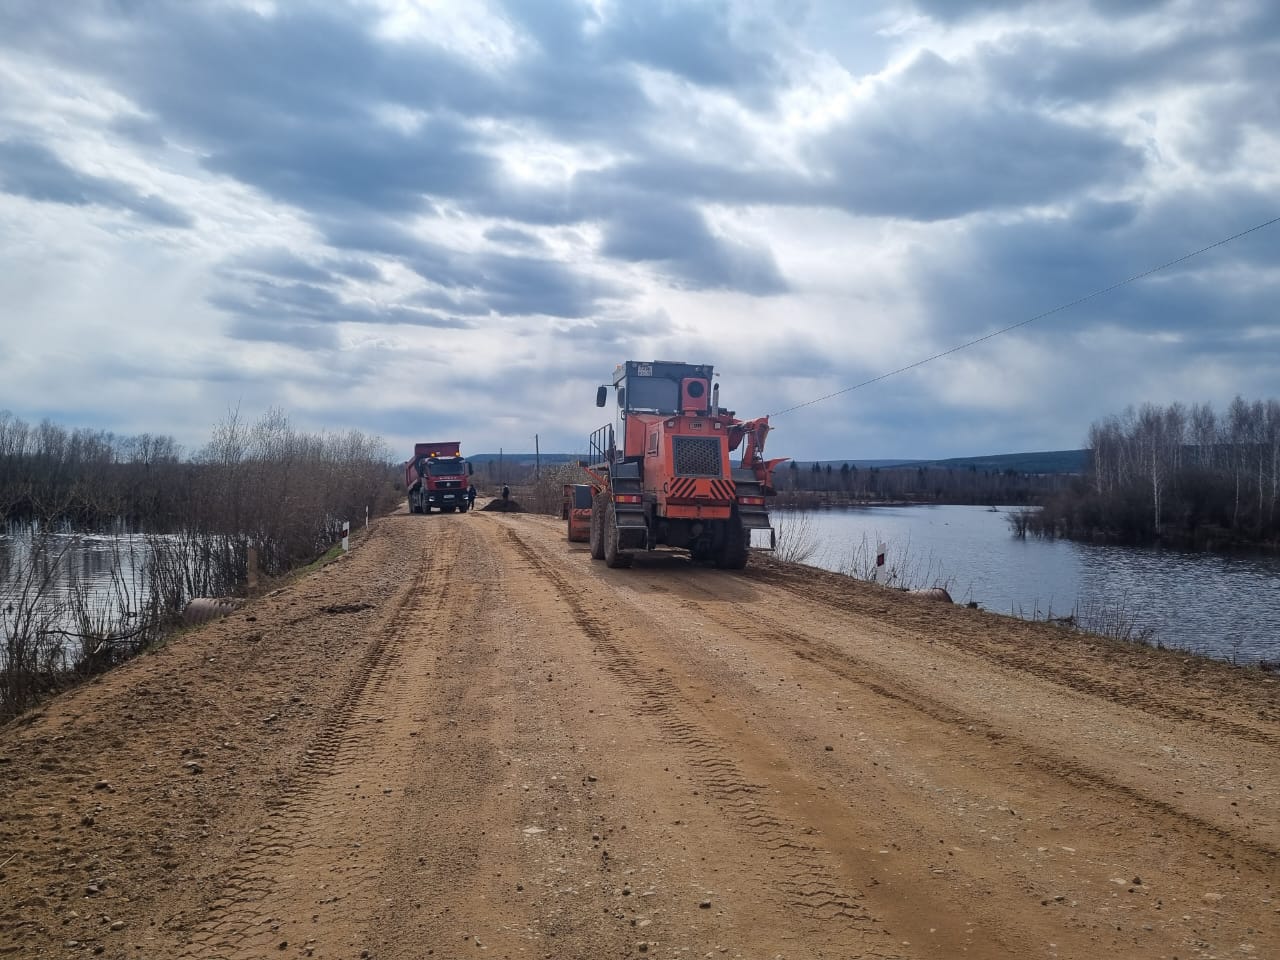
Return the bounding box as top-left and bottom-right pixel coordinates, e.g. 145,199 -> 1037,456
483,226 -> 549,252
472,250 -> 617,318
812,51 -> 1145,220
0,0 -> 807,317
911,0 -> 1168,22
575,46 -> 1142,223
908,0 -> 1040,22
225,248 -> 335,285
598,1 -> 780,91
211,275 -> 473,347
224,315 -> 341,351
978,4 -> 1280,111
0,138 -> 192,227
324,218 -> 621,319
909,186 -> 1280,360
201,114 -> 495,217
600,196 -> 787,294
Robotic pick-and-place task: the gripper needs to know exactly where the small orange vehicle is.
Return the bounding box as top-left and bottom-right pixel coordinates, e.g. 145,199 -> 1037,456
562,483 -> 593,542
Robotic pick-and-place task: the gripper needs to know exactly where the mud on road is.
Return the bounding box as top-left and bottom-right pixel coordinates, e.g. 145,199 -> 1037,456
2,508 -> 1277,959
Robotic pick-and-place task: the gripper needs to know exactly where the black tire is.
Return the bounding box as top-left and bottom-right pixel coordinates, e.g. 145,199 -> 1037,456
713,515 -> 748,570
458,503 -> 469,514
589,493 -> 605,560
603,500 -> 631,568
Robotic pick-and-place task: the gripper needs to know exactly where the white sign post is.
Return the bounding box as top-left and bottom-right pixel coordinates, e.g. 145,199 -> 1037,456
342,520 -> 350,553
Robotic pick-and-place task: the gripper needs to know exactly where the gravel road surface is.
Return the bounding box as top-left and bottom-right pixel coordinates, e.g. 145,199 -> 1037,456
2,507 -> 1276,959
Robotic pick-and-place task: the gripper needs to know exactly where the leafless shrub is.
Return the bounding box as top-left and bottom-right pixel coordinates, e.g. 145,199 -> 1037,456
1,528 -> 73,719
1014,596 -> 1159,648
526,462 -> 593,517
773,510 -> 820,564
0,408 -> 399,718
1006,508 -> 1035,539
842,532 -> 954,592
143,530 -> 240,624
186,408 -> 397,577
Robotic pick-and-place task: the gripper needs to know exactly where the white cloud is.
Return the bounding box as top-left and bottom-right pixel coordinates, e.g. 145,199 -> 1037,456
0,0 -> 1275,462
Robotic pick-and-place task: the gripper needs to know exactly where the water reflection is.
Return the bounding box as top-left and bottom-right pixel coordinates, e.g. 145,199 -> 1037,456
786,505 -> 1280,665
0,528 -> 152,629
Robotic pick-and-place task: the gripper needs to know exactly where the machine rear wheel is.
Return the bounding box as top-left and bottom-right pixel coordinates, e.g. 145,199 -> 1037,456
589,493 -> 605,560
713,515 -> 748,570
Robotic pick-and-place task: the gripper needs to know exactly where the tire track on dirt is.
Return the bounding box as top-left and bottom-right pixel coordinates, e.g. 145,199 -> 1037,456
749,563 -> 1278,746
678,575 -> 1280,868
498,526 -> 883,933
177,531 -> 458,959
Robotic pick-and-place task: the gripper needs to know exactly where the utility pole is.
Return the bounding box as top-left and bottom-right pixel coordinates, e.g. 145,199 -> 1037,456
535,434 -> 540,481
499,447 -> 503,483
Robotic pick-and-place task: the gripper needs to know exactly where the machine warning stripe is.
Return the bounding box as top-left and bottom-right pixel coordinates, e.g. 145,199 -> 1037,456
667,478 -> 735,502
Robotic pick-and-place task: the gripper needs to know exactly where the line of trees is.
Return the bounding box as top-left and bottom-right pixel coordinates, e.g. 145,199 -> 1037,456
0,411 -> 186,525
1,409 -> 400,720
0,408 -> 400,574
1032,397 -> 1280,546
774,461 -> 1069,506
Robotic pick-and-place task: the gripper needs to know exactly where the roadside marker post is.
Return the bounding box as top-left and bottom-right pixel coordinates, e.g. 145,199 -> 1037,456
342,521 -> 350,553
874,541 -> 886,582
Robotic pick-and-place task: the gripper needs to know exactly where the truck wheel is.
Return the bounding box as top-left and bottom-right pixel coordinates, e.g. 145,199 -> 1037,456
714,515 -> 748,570
589,493 -> 605,560
603,500 -> 632,568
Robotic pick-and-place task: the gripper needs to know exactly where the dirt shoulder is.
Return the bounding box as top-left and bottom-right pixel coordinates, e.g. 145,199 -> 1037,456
2,508 -> 1276,959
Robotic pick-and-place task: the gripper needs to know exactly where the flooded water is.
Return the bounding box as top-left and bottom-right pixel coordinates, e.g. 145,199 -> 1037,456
777,504 -> 1280,666
0,527 -> 153,631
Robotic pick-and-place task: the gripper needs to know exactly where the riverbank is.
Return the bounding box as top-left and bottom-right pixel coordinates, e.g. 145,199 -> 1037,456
773,503 -> 1280,666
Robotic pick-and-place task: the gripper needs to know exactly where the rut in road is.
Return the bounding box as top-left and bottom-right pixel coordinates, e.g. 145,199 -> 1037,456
179,533 -> 463,959
499,527 -> 879,931
673,574 -> 1280,868
748,563 -> 1279,746
491,512 -> 1279,959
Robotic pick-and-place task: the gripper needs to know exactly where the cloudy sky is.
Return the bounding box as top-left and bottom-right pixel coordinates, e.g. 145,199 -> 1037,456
1,0 -> 1277,461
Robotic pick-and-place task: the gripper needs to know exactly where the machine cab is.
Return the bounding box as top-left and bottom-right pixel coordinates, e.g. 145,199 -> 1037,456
593,361 -> 717,462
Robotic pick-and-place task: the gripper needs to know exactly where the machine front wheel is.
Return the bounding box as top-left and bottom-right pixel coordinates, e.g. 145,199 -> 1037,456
603,500 -> 632,568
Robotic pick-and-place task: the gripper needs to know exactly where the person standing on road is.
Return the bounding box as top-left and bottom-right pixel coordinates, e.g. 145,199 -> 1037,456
501,484 -> 510,504
467,484 -> 477,510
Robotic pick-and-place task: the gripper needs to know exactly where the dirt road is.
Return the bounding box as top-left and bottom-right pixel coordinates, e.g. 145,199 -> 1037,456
2,508 -> 1277,959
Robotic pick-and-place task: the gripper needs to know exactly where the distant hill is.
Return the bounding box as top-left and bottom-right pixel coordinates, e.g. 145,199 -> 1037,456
921,450 -> 1087,474
467,449 -> 1088,475
792,450 -> 1087,475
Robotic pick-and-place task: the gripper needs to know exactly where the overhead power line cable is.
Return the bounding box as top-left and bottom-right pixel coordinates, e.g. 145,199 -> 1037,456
770,214 -> 1280,418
